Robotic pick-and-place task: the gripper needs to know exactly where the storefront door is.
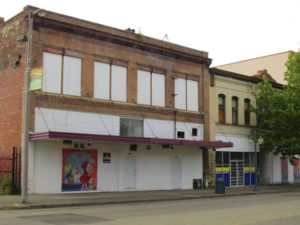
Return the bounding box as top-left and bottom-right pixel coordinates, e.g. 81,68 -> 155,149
124,155 -> 136,189
230,160 -> 244,186
172,158 -> 182,189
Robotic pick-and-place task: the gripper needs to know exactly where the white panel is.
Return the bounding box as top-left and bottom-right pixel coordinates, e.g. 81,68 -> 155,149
288,161 -> 294,184
187,80 -> 198,111
94,62 -> 110,99
35,107 -> 120,135
42,52 -> 62,93
152,73 -> 165,107
175,78 -> 186,110
215,134 -> 254,152
272,154 -> 282,184
176,122 -> 203,140
137,70 -> 150,105
63,56 -> 81,96
111,65 -> 127,102
144,118 -> 174,139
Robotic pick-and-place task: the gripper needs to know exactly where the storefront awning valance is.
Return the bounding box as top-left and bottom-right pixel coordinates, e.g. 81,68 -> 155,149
29,131 -> 233,149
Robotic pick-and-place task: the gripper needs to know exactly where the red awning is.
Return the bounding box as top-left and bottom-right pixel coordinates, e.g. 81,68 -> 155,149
29,131 -> 233,149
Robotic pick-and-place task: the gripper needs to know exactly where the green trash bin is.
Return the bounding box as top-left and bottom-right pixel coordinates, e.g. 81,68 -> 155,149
215,178 -> 225,194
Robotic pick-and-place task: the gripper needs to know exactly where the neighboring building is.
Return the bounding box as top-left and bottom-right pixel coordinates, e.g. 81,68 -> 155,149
216,51 -> 292,85
0,6 -> 231,194
209,68 -> 300,186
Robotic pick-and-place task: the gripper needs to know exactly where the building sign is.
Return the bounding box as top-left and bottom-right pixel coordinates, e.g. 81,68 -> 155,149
29,67 -> 42,90
62,149 -> 97,192
281,158 -> 288,183
103,152 -> 111,163
294,159 -> 299,183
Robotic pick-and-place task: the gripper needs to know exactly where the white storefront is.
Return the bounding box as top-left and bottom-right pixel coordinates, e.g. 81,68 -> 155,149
28,107 -> 216,194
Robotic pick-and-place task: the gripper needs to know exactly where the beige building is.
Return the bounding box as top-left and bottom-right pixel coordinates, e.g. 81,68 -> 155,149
216,51 -> 292,85
208,68 -> 296,187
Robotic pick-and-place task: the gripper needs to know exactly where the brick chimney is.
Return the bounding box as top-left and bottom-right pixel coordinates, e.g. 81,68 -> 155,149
0,17 -> 4,25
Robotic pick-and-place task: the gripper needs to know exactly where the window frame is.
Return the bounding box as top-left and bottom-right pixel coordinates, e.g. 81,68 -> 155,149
175,77 -> 199,111
232,96 -> 238,125
218,94 -> 226,123
120,118 -> 144,137
244,98 -> 251,126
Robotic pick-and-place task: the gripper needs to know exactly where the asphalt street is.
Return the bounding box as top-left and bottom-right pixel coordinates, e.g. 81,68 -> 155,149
0,191 -> 300,225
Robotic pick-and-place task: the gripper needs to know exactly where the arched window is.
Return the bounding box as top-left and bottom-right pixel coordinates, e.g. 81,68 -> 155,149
244,99 -> 251,125
232,96 -> 238,124
218,94 -> 225,123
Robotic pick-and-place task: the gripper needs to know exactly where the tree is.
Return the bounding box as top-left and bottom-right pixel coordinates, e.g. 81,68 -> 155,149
253,51 -> 300,162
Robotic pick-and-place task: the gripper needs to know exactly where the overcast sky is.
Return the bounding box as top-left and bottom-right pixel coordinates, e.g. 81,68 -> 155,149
1,0 -> 299,66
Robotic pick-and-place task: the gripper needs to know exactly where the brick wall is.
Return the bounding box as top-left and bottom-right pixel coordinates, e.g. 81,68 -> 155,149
0,11 -> 26,171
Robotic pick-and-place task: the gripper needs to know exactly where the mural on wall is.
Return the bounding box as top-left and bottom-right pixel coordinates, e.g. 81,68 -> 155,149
281,158 -> 288,183
62,149 -> 97,192
29,67 -> 42,90
294,159 -> 299,183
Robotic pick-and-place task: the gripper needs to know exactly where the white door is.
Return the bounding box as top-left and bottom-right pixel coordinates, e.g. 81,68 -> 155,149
172,158 -> 182,189
124,155 -> 136,189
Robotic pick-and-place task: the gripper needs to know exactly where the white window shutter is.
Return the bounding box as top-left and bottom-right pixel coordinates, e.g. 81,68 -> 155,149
63,56 -> 81,96
137,70 -> 151,105
94,62 -> 110,99
175,78 -> 186,110
152,73 -> 165,107
42,52 -> 62,94
111,65 -> 127,102
187,80 -> 198,111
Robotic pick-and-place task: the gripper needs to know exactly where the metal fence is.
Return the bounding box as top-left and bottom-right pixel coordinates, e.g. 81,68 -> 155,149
0,147 -> 21,190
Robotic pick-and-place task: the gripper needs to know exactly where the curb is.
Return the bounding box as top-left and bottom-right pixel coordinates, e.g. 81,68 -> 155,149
1,189 -> 299,211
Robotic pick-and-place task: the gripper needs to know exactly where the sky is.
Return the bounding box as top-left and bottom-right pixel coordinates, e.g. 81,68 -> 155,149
1,0 -> 299,66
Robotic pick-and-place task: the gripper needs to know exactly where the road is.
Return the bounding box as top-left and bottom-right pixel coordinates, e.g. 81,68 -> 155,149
0,192 -> 300,225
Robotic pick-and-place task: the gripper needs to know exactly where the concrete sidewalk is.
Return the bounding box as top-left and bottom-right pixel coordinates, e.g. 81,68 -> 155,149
1,184 -> 299,210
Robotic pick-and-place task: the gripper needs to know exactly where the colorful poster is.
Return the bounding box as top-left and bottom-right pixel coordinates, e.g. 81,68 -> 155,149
29,67 -> 42,90
281,158 -> 288,183
294,159 -> 299,183
62,149 -> 97,192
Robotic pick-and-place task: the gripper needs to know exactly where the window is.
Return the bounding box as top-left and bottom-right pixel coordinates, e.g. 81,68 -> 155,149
137,70 -> 165,107
192,128 -> 198,136
175,78 -> 198,111
216,152 -> 222,167
244,99 -> 251,125
218,94 -> 225,123
120,118 -> 143,137
177,131 -> 185,138
232,96 -> 238,124
42,52 -> 81,96
94,62 -> 127,102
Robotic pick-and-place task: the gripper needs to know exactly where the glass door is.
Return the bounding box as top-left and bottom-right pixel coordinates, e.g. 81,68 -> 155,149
230,160 -> 244,186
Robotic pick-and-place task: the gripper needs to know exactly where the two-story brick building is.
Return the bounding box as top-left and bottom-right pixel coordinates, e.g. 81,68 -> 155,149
0,6 -> 232,193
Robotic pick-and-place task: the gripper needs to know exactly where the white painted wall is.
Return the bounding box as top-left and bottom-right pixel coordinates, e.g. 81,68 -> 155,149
29,141 -> 203,193
215,134 -> 256,152
35,108 -> 204,141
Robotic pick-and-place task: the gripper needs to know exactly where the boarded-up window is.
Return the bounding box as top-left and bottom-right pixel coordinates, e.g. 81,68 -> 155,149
152,73 -> 165,107
94,62 -> 110,100
187,80 -> 198,111
94,63 -> 127,102
137,70 -> 151,105
63,56 -> 81,96
218,94 -> 225,123
111,65 -> 127,102
175,78 -> 186,110
42,52 -> 62,94
137,70 -> 165,107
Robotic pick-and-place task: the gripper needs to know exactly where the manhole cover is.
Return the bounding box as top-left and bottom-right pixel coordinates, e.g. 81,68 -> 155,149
19,213 -> 110,225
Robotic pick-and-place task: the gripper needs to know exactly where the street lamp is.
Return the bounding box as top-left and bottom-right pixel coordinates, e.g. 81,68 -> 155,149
248,130 -> 263,191
21,8 -> 46,204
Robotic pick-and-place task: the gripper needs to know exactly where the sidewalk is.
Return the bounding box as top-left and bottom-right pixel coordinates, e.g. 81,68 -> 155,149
1,184 -> 299,210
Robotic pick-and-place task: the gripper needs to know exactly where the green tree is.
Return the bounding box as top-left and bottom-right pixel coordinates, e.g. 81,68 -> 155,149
253,51 -> 300,162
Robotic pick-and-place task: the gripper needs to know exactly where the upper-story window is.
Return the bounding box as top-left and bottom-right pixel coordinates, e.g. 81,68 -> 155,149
244,98 -> 251,125
42,52 -> 81,96
175,77 -> 198,111
120,118 -> 143,137
137,70 -> 165,107
232,96 -> 238,124
94,61 -> 127,102
218,94 -> 225,123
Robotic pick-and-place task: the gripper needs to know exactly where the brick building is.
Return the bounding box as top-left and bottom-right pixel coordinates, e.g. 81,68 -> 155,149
0,6 -> 231,193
